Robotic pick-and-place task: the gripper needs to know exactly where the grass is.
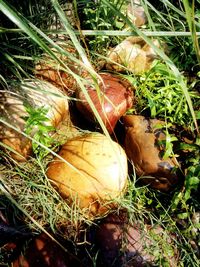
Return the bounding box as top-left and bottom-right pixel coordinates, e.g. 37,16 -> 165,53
125,61 -> 200,128
0,0 -> 200,266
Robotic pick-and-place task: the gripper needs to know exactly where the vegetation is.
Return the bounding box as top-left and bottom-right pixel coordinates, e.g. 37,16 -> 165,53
0,0 -> 199,266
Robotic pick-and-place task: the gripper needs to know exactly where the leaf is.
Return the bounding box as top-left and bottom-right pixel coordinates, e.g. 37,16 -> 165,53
177,212 -> 189,219
187,176 -> 199,187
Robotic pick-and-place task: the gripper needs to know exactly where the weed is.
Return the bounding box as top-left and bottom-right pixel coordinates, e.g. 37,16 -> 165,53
126,61 -> 200,129
23,105 -> 56,160
75,0 -> 126,53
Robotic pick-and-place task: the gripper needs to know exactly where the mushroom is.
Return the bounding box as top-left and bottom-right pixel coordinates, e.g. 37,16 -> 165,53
123,115 -> 180,191
106,36 -> 161,74
0,80 -> 69,161
46,132 -> 128,217
35,42 -> 88,96
127,0 -> 147,27
95,211 -> 179,266
76,73 -> 134,134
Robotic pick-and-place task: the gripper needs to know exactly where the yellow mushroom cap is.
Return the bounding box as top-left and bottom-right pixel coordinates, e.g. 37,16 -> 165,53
46,133 -> 128,217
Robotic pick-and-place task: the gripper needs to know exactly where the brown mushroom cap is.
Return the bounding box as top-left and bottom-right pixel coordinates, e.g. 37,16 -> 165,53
76,73 -> 134,133
46,132 -> 128,217
0,80 -> 69,161
95,212 -> 179,266
106,37 -> 160,74
127,1 -> 147,27
123,115 -> 180,191
35,42 -> 90,96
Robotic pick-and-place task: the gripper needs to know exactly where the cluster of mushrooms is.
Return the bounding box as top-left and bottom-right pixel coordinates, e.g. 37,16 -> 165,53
0,54 -> 180,217
0,1 -> 181,266
1,45 -> 180,266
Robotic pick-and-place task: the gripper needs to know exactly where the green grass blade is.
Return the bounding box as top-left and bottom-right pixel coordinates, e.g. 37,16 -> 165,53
182,0 -> 200,63
161,0 -> 200,28
0,0 -> 48,52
